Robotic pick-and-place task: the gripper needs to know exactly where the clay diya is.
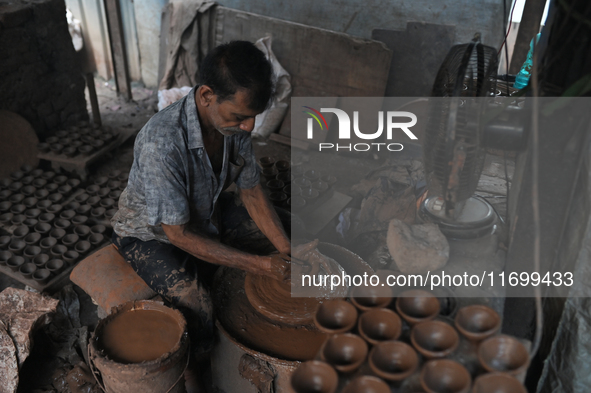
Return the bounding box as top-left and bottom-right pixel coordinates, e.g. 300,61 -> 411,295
23,218 -> 38,228
314,299 -> 358,334
33,269 -> 51,285
40,237 -> 58,251
395,290 -> 440,326
0,236 -> 11,250
0,251 -> 12,265
24,232 -> 41,246
341,376 -> 390,393
411,320 -> 460,359
358,308 -> 402,345
472,372 -> 527,393
368,340 -> 419,381
258,156 -> 275,168
478,335 -> 530,376
421,359 -> 471,393
9,239 -> 26,256
291,360 -> 338,393
23,245 -> 41,260
46,259 -> 64,273
50,244 -> 67,259
33,253 -> 49,268
320,333 -> 368,374
7,256 -> 25,272
34,222 -> 52,235
266,179 -> 284,192
62,234 -> 79,247
275,160 -> 290,172
19,262 -> 36,279
49,228 -> 66,241
455,305 -> 501,342
13,225 -> 30,239
349,285 -> 392,311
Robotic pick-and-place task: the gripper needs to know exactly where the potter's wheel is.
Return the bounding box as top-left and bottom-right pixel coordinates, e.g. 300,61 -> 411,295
244,274 -> 321,324
213,243 -> 374,361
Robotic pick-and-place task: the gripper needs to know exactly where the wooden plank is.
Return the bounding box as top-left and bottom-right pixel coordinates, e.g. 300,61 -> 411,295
103,0 -> 132,100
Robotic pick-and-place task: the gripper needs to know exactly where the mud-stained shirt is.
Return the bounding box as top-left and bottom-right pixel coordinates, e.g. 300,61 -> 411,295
111,86 -> 260,243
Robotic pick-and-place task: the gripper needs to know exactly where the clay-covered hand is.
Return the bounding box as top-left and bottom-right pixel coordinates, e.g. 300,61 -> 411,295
264,253 -> 292,282
292,239 -> 319,261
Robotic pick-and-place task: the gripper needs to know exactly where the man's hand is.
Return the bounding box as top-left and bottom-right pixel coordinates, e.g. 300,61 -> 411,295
264,253 -> 291,282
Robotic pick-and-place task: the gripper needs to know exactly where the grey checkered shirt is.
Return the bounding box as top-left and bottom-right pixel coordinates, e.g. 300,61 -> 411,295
112,86 -> 260,243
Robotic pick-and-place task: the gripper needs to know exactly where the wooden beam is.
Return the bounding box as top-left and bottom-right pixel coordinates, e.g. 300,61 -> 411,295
103,0 -> 132,101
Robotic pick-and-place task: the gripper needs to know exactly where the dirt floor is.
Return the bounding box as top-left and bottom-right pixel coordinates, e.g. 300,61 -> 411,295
0,77 -> 520,392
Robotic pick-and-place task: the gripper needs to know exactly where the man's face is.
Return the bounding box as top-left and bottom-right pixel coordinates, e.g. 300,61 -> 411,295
208,89 -> 261,136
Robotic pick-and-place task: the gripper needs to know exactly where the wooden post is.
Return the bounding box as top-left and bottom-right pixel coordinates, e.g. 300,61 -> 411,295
103,0 -> 132,101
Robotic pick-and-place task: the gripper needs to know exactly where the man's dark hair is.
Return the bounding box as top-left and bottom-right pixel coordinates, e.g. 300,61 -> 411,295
199,41 -> 274,113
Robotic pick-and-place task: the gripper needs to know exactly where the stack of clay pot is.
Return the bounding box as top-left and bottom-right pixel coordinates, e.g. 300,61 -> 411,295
0,165 -> 124,287
37,122 -> 118,157
85,170 -> 126,222
258,156 -> 337,213
291,287 -> 529,393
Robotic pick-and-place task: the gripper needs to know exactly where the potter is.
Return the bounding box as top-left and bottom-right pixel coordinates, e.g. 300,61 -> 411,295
109,41 -> 291,391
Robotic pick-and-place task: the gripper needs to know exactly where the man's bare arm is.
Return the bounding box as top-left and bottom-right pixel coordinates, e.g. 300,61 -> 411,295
239,183 -> 291,255
162,223 -> 273,275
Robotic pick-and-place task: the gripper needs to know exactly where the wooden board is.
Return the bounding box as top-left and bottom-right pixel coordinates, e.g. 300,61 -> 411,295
0,111 -> 39,179
37,126 -> 134,179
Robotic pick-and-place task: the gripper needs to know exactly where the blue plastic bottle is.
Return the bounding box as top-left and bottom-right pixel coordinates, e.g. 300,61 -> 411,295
514,33 -> 541,89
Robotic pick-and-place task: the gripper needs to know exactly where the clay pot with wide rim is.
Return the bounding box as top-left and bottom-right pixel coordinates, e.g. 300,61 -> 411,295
51,244 -> 67,259
291,360 -> 338,393
320,333 -> 368,374
421,359 -> 471,393
471,372 -> 527,393
349,285 -> 393,311
258,156 -> 275,168
50,228 -> 66,241
90,225 -> 106,235
368,340 -> 419,382
74,225 -> 91,238
341,376 -> 390,393
87,196 -> 101,207
63,250 -> 79,265
395,290 -> 440,326
478,335 -> 530,376
314,299 -> 358,334
89,233 -> 105,246
74,240 -> 91,255
97,187 -> 110,198
105,208 -> 117,219
455,305 -> 501,342
411,320 -> 460,359
358,308 -> 402,345
72,215 -> 88,226
62,234 -> 79,247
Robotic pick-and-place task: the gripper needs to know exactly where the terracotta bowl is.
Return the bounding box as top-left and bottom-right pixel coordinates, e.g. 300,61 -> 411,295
395,290 -> 440,326
358,308 -> 402,345
291,360 -> 338,393
258,156 -> 275,168
472,372 -> 527,393
411,320 -> 460,359
341,376 -> 390,393
421,359 -> 471,393
320,333 -> 368,374
368,340 -> 419,381
455,305 -> 501,342
314,299 -> 358,334
349,285 -> 392,311
478,335 -> 530,376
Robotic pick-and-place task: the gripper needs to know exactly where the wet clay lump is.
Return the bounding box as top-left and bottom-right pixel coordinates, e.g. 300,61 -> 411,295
98,309 -> 182,363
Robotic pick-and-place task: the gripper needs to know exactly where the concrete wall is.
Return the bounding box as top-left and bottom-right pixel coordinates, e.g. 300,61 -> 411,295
134,0 -> 168,88
217,0 -> 510,46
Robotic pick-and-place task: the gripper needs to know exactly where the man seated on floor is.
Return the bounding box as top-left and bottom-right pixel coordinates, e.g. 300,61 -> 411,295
110,40 -> 291,391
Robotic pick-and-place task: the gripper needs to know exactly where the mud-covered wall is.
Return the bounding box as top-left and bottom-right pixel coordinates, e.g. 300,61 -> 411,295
0,0 -> 88,139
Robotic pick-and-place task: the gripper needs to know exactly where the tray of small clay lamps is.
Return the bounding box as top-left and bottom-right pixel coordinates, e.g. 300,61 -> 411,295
213,242 -> 374,362
0,167 -> 119,292
290,289 -> 531,393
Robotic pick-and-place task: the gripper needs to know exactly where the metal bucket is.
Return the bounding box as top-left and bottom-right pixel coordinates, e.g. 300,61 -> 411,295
88,300 -> 190,393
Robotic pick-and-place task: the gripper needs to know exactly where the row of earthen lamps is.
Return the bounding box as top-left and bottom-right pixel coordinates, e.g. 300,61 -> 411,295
291,289 -> 529,393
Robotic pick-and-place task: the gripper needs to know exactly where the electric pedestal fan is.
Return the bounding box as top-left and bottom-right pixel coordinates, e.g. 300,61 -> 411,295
419,34 -> 521,239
